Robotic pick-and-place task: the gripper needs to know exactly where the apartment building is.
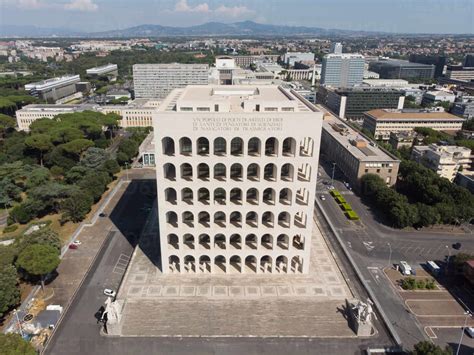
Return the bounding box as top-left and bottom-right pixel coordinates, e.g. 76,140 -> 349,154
154,85 -> 322,275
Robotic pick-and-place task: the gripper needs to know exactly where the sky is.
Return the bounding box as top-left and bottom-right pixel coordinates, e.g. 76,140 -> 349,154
1,0 -> 473,34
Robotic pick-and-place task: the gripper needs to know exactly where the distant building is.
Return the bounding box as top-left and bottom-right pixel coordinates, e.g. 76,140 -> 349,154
452,100 -> 474,119
363,70 -> 380,79
283,52 -> 315,67
106,90 -> 131,100
411,144 -> 472,181
455,173 -> 474,194
316,86 -> 405,122
233,55 -> 280,68
463,54 -> 474,68
362,79 -> 410,87
132,63 -> 209,99
330,42 -> 343,55
25,75 -> 80,103
137,131 -> 155,167
320,53 -> 365,87
369,59 -> 435,80
409,55 -> 446,78
421,90 -> 456,106
320,112 -> 400,189
388,131 -> 423,150
446,65 -> 474,82
86,63 -> 118,81
363,108 -> 464,141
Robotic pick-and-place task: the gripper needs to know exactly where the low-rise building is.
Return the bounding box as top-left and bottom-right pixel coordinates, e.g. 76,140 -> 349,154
446,65 -> 474,82
25,75 -> 81,103
86,63 -> 118,81
362,108 -> 464,141
369,59 -> 435,80
452,100 -> 474,119
388,131 -> 423,149
320,111 -> 400,189
317,86 -> 405,122
411,144 -> 472,181
421,90 -> 456,106
454,173 -> 474,194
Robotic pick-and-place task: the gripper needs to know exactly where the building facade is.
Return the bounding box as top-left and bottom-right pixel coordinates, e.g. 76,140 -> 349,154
369,59 -> 435,80
446,66 -> 474,82
154,85 -> 322,275
408,55 -> 446,78
25,75 -> 81,103
86,63 -> 118,81
363,108 -> 464,141
321,53 -> 365,87
317,86 -> 405,122
320,112 -> 400,189
133,63 -> 209,99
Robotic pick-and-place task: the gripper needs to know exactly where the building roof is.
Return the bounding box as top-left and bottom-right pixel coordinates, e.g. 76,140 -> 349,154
365,109 -> 464,121
321,112 -> 399,163
374,59 -> 434,68
86,63 -> 117,74
25,75 -> 80,91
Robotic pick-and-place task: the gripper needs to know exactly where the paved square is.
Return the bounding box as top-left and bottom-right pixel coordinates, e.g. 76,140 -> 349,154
114,215 -> 356,337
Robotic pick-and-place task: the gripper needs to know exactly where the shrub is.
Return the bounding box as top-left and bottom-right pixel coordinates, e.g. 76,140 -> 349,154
2,225 -> 18,233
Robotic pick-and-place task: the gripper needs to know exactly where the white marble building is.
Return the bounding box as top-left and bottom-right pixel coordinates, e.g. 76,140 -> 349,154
154,85 -> 322,275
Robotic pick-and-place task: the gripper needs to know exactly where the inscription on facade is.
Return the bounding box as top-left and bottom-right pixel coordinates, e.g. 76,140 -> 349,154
193,117 -> 283,132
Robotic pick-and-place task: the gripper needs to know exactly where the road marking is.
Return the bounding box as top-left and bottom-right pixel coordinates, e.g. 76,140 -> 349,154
363,241 -> 375,251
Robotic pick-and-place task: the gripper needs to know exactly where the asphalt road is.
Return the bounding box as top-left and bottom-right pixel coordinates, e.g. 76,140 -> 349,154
316,155 -> 474,352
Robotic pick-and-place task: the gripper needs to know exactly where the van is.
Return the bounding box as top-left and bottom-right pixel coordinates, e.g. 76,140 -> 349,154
426,261 -> 440,275
399,261 -> 412,275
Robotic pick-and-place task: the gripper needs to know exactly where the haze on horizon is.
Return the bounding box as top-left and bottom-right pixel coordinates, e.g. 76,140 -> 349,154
1,0 -> 473,35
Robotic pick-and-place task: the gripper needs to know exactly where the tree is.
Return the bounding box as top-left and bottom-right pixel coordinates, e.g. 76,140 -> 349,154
25,166 -> 50,189
24,133 -> 53,166
0,245 -> 16,268
50,126 -> 83,144
80,147 -> 110,169
60,191 -> 93,223
0,113 -> 16,138
60,139 -> 94,158
0,333 -> 36,355
0,265 -> 20,317
102,159 -> 120,176
15,227 -> 61,254
410,340 -> 452,355
0,178 -> 22,208
17,244 -> 60,291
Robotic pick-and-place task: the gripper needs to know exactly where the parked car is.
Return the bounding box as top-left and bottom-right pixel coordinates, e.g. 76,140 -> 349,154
73,240 -> 82,246
466,327 -> 474,338
103,289 -> 116,298
69,244 -> 78,250
453,242 -> 462,250
99,212 -> 107,218
320,195 -> 326,201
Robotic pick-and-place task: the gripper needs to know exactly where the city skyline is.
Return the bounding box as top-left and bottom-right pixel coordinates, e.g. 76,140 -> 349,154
1,0 -> 473,35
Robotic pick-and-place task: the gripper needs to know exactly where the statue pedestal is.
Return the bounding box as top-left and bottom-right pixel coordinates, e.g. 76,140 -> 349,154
346,298 -> 374,337
104,299 -> 124,336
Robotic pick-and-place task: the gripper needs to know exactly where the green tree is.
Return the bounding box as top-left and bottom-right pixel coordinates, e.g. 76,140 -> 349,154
0,245 -> 16,268
60,139 -> 94,158
0,265 -> 20,317
15,227 -> 61,254
410,340 -> 452,355
0,178 -> 22,208
24,133 -> 53,166
50,126 -> 83,144
0,113 -> 16,138
80,147 -> 109,169
25,166 -> 50,189
102,159 -> 120,176
60,191 -> 93,223
17,244 -> 60,291
0,333 -> 36,355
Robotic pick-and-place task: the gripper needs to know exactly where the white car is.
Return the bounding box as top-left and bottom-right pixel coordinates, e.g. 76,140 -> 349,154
73,240 -> 82,246
103,289 -> 116,298
467,327 -> 474,338
320,195 -> 326,201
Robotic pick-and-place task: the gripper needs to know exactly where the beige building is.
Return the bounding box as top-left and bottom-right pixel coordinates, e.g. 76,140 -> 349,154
154,85 -> 322,275
412,144 -> 472,181
363,108 -> 464,141
320,112 -> 400,188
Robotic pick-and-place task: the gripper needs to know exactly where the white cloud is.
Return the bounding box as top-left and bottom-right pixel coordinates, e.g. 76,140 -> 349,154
215,5 -> 254,18
64,0 -> 98,12
174,0 -> 210,13
1,0 -> 44,9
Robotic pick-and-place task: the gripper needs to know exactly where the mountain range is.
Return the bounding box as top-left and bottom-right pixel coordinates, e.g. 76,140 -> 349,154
0,21 -> 379,38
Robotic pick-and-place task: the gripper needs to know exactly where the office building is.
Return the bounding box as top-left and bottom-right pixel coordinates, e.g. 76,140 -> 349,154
411,144 -> 472,181
452,100 -> 474,119
330,42 -> 343,55
25,75 -> 81,103
463,54 -> 474,68
388,131 -> 423,150
316,86 -> 404,122
233,55 -> 280,68
369,59 -> 435,80
421,90 -> 456,106
283,52 -> 315,67
154,85 -> 322,274
133,63 -> 209,99
362,79 -> 410,87
363,108 -> 464,141
409,55 -> 446,78
446,65 -> 474,82
320,112 -> 400,189
320,53 -> 365,87
86,63 -> 118,81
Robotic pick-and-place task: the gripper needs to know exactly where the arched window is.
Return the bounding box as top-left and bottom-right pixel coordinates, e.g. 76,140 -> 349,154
198,234 -> 210,250
229,255 -> 242,274
167,234 -> 179,249
277,234 -> 289,250
282,138 -> 296,156
169,255 -> 180,273
265,137 -> 278,156
298,163 -> 311,182
281,163 -> 294,182
184,255 -> 195,273
214,234 -> 226,249
279,188 -> 292,205
182,211 -> 194,226
247,137 -> 261,156
246,211 -> 258,227
278,212 -> 290,227
263,188 -> 275,205
264,163 -> 277,181
293,234 -> 304,250
247,163 -> 259,181
165,188 -> 177,204
245,255 -> 257,273
199,255 -> 211,273
214,211 -> 226,226
246,188 -> 259,205
300,137 -> 314,157
230,188 -> 242,205
214,163 -> 226,180
214,188 -> 226,205
198,188 -> 210,204
230,163 -> 243,181
179,137 -> 192,155
197,137 -> 209,156
261,234 -> 273,249
181,163 -> 193,180
260,256 -> 272,273
162,137 -> 175,156
183,234 -> 195,249
166,211 -> 177,225
181,188 -> 193,204
262,212 -> 274,227
214,137 -> 226,155
296,187 -> 309,205
163,163 -> 176,180
197,163 -> 210,180
230,211 -> 242,227
231,137 -> 243,156
198,211 -> 210,226
230,234 -> 242,249
215,255 -> 226,273
276,255 -> 288,273
245,234 -> 257,250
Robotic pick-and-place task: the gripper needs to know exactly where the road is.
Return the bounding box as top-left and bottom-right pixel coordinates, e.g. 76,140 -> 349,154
316,155 -> 474,352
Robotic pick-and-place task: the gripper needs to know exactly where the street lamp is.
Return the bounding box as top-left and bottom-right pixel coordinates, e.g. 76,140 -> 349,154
445,245 -> 451,275
456,311 -> 471,355
331,162 -> 336,187
124,162 -> 129,182
387,242 -> 392,269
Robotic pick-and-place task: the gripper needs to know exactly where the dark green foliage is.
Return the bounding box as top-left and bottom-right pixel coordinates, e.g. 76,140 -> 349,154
0,245 -> 16,268
0,265 -> 20,317
80,147 -> 110,169
15,227 -> 61,254
60,190 -> 94,223
0,333 -> 36,355
17,244 -> 60,289
410,340 -> 452,355
25,166 -> 50,189
0,113 -> 16,137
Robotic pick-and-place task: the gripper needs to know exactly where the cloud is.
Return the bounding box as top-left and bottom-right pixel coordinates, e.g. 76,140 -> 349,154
215,5 -> 254,17
1,0 -> 44,9
64,0 -> 98,12
174,0 -> 210,13
172,0 -> 254,17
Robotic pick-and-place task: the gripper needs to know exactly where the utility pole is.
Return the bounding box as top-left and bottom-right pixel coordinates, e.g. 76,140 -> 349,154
456,311 -> 471,355
445,245 -> 451,276
124,162 -> 130,182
